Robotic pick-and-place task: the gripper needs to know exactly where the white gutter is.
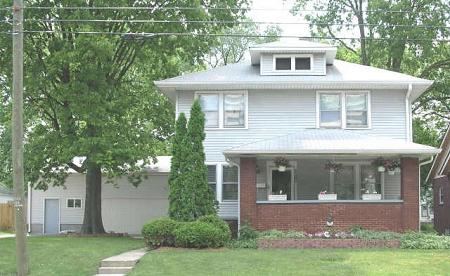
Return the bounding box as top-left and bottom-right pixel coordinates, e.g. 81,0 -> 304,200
27,182 -> 31,233
406,84 -> 412,142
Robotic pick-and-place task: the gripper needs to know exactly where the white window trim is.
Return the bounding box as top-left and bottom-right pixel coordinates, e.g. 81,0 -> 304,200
439,187 -> 444,205
195,91 -> 248,130
221,163 -> 239,203
272,54 -> 314,73
66,198 -> 83,209
316,90 -> 372,129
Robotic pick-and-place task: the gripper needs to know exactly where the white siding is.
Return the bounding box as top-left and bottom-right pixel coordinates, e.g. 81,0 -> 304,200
260,53 -> 326,75
0,194 -> 13,203
30,173 -> 169,234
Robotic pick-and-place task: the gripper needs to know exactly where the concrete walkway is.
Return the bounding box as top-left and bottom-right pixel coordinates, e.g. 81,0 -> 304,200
95,248 -> 147,276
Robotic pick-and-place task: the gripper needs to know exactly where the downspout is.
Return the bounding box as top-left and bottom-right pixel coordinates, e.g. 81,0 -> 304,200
27,182 -> 31,233
419,156 -> 434,231
226,157 -> 241,236
406,84 -> 412,142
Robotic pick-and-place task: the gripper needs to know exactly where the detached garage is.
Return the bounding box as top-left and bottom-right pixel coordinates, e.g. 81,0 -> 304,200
28,156 -> 170,235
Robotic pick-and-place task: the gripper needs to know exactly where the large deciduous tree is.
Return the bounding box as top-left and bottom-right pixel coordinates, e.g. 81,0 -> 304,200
0,0 -> 248,233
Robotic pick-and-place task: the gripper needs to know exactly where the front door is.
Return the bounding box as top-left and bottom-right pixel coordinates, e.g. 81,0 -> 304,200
44,199 -> 60,234
271,169 -> 293,200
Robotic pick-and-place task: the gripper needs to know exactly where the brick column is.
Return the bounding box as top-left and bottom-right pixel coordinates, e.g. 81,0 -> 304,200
400,157 -> 420,231
240,157 -> 257,228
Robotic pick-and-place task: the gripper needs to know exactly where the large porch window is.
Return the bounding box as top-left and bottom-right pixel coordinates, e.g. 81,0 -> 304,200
256,158 -> 400,202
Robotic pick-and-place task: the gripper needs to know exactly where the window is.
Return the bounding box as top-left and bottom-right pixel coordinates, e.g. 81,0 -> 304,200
275,57 -> 291,70
320,94 -> 341,128
207,165 -> 217,197
198,94 -> 219,128
439,187 -> 444,205
346,93 -> 368,128
273,55 -> 313,72
222,166 -> 238,201
197,92 -> 247,129
318,91 -> 370,129
295,57 -> 311,70
67,198 -> 82,209
224,94 -> 245,127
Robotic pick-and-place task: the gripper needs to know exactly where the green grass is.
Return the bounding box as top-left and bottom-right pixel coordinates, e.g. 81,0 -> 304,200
0,236 -> 143,276
130,248 -> 450,276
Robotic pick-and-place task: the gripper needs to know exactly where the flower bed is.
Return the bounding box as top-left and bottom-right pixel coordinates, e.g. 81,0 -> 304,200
258,238 -> 400,249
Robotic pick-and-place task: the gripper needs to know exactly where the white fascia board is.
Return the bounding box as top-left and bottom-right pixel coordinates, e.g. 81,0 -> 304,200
223,148 -> 441,156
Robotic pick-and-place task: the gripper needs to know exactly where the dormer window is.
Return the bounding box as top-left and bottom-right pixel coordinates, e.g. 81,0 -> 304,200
273,54 -> 313,73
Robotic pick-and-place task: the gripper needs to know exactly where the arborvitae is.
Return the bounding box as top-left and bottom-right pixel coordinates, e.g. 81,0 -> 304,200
168,113 -> 187,220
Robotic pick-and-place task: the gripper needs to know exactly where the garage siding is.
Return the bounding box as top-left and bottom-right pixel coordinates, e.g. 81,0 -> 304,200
30,173 -> 169,235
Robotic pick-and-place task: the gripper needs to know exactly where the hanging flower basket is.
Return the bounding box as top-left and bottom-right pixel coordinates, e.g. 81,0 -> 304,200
274,157 -> 289,172
324,161 -> 343,173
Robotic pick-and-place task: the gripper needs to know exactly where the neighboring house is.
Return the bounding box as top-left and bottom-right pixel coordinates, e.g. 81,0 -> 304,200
155,40 -> 440,233
28,156 -> 171,235
427,126 -> 450,234
0,185 -> 13,203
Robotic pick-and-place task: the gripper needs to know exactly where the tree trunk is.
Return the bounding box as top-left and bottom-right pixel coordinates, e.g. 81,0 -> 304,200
81,161 -> 106,234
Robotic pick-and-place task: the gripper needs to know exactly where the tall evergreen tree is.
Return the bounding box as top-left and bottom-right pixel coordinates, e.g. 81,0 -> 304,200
185,100 -> 217,220
168,113 -> 187,219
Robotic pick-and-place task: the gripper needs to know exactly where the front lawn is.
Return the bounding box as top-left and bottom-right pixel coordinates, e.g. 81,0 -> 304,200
130,248 -> 450,276
0,236 -> 143,276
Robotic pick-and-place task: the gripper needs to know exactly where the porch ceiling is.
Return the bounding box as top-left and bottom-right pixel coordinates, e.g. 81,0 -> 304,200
223,129 -> 440,158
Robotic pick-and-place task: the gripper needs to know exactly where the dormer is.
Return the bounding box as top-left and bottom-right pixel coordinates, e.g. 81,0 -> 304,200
249,40 -> 337,76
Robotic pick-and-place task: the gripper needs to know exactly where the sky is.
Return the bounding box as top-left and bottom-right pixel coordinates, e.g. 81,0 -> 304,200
247,0 -> 311,37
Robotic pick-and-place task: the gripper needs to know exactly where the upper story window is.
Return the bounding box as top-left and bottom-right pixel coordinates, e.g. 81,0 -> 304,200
197,91 -> 247,129
318,91 -> 370,129
273,54 -> 313,72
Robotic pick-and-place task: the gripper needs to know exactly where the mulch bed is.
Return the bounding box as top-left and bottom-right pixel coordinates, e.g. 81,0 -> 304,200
258,238 -> 400,249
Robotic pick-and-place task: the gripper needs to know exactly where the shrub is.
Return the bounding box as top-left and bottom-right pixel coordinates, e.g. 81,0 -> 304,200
142,217 -> 179,249
420,223 -> 437,234
198,215 -> 231,236
259,229 -> 305,239
351,229 -> 402,240
239,223 -> 258,240
174,220 -> 230,248
401,232 -> 450,249
227,239 -> 258,249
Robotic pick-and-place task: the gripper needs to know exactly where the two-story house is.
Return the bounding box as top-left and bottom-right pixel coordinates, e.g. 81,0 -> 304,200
27,40 -> 440,235
155,40 -> 440,233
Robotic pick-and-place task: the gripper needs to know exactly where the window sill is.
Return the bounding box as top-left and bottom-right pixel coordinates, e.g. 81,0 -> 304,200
256,200 -> 403,204
205,127 -> 248,131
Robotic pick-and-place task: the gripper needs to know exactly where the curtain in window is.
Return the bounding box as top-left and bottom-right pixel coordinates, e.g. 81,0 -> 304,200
224,94 -> 245,127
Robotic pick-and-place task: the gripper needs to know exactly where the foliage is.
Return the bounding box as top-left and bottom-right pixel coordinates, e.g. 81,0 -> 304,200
226,239 -> 259,249
273,157 -> 290,167
400,232 -> 450,249
174,100 -> 217,221
420,223 -> 437,234
198,215 -> 232,236
238,223 -> 258,240
350,229 -> 402,240
174,220 -> 231,248
205,20 -> 282,68
142,218 -> 180,249
259,229 -> 306,239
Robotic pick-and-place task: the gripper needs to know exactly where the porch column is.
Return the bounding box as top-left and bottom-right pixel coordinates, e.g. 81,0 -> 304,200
240,157 -> 257,228
400,157 -> 420,231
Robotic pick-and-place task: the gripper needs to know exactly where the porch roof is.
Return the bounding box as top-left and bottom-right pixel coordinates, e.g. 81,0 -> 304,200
223,129 -> 440,158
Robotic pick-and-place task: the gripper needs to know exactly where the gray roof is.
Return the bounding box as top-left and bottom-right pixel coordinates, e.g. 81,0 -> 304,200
223,129 -> 440,158
155,60 -> 433,102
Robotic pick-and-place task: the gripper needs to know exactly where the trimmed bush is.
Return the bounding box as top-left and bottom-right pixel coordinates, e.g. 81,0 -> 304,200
239,223 -> 258,240
198,215 -> 231,238
401,232 -> 450,249
174,220 -> 230,248
142,218 -> 179,249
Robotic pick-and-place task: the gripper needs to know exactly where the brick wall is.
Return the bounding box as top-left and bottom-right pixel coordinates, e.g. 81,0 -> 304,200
240,157 -> 420,233
433,175 -> 450,234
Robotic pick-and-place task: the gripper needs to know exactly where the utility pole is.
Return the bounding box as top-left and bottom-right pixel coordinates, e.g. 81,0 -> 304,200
12,0 -> 29,275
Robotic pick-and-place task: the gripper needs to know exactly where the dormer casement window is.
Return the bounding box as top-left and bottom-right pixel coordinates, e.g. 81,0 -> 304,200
273,54 -> 313,72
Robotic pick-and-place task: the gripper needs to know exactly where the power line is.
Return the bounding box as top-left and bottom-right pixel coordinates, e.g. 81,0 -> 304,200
1,18 -> 449,30
0,30 -> 448,42
0,6 -> 443,15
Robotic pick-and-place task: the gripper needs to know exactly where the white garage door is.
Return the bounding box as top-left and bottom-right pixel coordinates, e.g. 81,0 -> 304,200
101,175 -> 169,235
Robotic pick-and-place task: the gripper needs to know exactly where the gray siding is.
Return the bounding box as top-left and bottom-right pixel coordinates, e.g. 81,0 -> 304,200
178,89 -> 407,162
260,53 -> 326,76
